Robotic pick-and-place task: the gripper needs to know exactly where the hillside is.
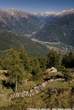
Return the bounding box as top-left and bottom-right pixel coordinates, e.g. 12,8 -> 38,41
0,31 -> 48,56
0,48 -> 74,109
0,9 -> 74,48
34,9 -> 74,47
0,9 -> 45,34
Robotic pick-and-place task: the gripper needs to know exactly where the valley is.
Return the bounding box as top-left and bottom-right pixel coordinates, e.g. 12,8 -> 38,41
0,8 -> 74,109
0,9 -> 74,55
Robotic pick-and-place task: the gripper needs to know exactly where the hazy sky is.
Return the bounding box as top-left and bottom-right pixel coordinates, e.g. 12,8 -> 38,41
0,0 -> 74,12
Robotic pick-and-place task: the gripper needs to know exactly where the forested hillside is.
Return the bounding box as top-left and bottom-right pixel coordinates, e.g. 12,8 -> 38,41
0,48 -> 74,109
0,31 -> 48,56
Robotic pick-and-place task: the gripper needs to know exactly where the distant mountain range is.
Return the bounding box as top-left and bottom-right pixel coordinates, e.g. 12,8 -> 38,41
0,9 -> 45,34
0,8 -> 74,54
34,9 -> 74,47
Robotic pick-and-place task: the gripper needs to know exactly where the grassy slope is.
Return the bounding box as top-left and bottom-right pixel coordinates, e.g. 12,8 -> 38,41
0,31 -> 48,56
0,80 -> 74,109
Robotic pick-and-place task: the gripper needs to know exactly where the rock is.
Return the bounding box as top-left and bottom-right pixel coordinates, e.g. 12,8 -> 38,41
38,85 -> 44,91
49,79 -> 55,82
25,91 -> 29,96
45,67 -> 57,74
34,86 -> 40,94
15,92 -> 20,98
0,70 -> 8,74
41,81 -> 48,87
55,78 -> 65,81
30,89 -> 35,96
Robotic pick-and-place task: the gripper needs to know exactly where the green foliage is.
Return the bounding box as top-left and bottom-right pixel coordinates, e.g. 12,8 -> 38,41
42,88 -> 74,108
62,52 -> 74,68
30,57 -> 42,80
46,49 -> 60,68
0,48 -> 74,108
0,48 -> 45,90
38,56 -> 47,71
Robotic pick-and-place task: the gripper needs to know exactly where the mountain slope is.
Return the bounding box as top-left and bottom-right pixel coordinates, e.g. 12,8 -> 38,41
34,9 -> 74,47
0,9 -> 45,34
0,9 -> 74,51
0,31 -> 48,55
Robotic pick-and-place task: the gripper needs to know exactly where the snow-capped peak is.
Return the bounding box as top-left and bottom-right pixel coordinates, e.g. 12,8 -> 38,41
35,8 -> 74,17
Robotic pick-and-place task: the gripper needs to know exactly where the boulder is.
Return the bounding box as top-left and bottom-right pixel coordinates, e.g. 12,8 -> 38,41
45,67 -> 57,73
43,67 -> 58,79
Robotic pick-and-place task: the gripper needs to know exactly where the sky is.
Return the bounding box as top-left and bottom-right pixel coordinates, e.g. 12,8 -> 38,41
0,0 -> 74,13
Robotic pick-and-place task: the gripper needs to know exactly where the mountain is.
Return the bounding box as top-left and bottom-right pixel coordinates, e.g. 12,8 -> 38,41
0,31 -> 48,56
0,9 -> 45,34
34,9 -> 74,47
0,8 -> 74,54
